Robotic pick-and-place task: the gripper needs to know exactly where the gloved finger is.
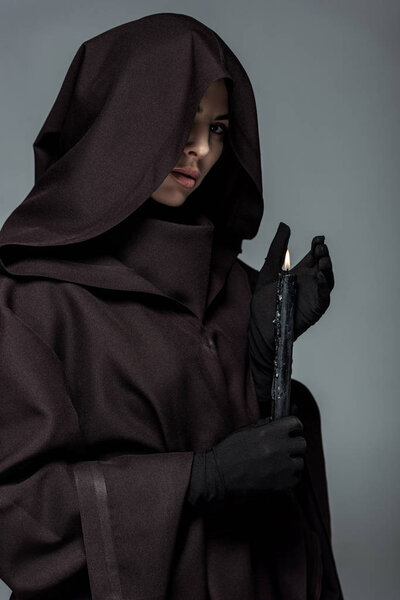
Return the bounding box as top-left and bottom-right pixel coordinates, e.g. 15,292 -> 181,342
291,236 -> 325,273
295,236 -> 327,273
314,243 -> 330,259
311,235 -> 325,253
289,456 -> 305,472
289,436 -> 307,457
254,416 -> 273,428
255,222 -> 291,290
285,415 -> 304,435
318,256 -> 334,291
319,255 -> 332,271
316,270 -> 331,299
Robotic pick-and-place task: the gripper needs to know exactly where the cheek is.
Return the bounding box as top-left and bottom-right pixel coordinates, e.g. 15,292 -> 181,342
208,142 -> 224,170
152,174 -> 182,200
200,145 -> 224,182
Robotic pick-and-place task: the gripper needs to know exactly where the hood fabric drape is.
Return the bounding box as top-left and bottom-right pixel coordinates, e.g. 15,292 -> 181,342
0,13 -> 343,600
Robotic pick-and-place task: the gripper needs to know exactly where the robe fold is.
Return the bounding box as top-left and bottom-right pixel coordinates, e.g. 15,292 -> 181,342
0,12 -> 343,599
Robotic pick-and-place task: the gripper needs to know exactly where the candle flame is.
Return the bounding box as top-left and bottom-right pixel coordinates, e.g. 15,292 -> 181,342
284,248 -> 290,270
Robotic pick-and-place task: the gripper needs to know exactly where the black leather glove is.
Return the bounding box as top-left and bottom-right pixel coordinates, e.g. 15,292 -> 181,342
186,415 -> 306,509
248,222 -> 334,408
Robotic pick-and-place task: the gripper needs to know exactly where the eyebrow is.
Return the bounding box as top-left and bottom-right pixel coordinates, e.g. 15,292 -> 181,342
197,105 -> 230,120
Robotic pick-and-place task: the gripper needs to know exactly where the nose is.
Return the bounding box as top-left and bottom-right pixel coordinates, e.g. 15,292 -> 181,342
184,123 -> 210,160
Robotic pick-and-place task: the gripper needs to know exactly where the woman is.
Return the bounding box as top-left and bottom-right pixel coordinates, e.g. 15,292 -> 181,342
0,13 -> 343,599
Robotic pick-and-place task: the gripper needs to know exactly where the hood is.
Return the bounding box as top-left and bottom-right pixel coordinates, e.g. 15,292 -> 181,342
0,13 -> 264,316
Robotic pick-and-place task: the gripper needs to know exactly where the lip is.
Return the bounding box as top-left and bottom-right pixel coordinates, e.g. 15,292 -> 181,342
170,171 -> 197,189
171,166 -> 200,180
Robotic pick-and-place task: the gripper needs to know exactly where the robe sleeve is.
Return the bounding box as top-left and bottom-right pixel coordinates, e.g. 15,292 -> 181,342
0,306 -> 194,600
291,379 -> 344,599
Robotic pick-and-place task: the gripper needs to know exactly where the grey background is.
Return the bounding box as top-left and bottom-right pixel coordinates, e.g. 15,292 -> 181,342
1,1 -> 399,598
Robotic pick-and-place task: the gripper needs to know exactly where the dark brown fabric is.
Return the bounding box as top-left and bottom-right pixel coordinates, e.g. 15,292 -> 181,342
0,12 -> 343,599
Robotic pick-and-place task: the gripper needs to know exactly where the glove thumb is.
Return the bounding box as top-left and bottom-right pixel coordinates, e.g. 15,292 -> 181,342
255,222 -> 291,290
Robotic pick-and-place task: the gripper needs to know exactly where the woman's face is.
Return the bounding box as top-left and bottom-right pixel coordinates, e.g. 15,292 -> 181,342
151,78 -> 230,206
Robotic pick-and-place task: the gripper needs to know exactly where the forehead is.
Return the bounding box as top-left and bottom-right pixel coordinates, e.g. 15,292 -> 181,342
197,79 -> 229,113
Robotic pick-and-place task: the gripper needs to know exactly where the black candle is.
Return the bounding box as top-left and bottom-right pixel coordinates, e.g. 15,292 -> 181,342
271,249 -> 297,420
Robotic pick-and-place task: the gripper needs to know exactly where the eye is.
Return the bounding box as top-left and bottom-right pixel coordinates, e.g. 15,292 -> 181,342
210,122 -> 228,136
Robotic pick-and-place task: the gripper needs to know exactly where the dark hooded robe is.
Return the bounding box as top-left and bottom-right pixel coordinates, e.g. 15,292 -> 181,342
0,13 -> 343,600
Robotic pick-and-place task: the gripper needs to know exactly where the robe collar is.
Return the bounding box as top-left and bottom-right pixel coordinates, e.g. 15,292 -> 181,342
112,211 -> 215,320
0,199 -> 242,322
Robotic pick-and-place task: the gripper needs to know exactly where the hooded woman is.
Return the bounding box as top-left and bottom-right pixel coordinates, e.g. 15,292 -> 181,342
0,13 -> 343,600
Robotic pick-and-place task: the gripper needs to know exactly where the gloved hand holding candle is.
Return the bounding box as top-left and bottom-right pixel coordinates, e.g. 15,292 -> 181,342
248,222 -> 335,414
186,414 -> 307,509
186,222 -> 334,511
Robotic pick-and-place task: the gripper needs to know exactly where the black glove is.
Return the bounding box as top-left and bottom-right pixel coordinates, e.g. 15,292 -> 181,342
186,415 -> 306,510
248,222 -> 334,408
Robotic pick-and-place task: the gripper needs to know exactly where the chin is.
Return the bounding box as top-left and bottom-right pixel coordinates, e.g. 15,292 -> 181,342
151,190 -> 189,207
